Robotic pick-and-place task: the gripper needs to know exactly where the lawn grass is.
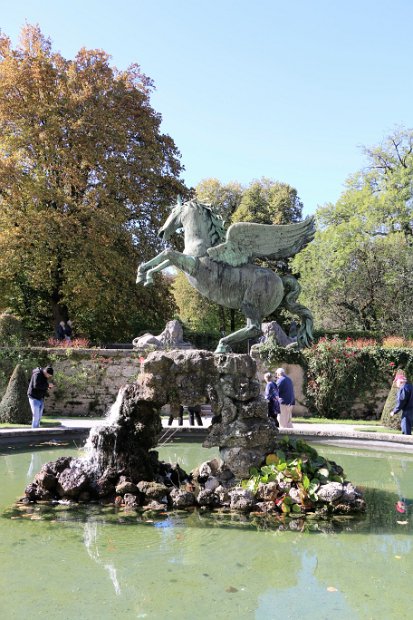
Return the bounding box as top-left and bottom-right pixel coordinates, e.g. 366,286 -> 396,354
294,417 -> 383,426
356,426 -> 402,434
0,420 -> 62,429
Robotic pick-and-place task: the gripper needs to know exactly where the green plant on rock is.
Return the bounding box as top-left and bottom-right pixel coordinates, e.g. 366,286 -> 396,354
241,437 -> 346,514
257,337 -> 305,368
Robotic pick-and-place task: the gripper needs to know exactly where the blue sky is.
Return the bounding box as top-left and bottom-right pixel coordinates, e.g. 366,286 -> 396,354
1,0 -> 413,215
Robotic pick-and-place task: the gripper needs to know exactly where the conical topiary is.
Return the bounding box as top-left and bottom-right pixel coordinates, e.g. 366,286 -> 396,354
0,364 -> 32,424
380,369 -> 406,431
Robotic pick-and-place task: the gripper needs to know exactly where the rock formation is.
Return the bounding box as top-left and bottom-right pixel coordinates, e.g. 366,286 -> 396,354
21,350 -> 365,519
132,320 -> 193,350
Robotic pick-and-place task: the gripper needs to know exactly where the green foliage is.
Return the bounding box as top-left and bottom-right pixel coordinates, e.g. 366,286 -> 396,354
195,178 -> 243,222
241,437 -> 345,512
0,363 -> 32,424
380,380 -> 402,431
292,128 -> 413,336
258,337 -> 305,367
232,178 -> 303,225
0,346 -> 49,401
258,336 -> 413,419
0,312 -> 27,345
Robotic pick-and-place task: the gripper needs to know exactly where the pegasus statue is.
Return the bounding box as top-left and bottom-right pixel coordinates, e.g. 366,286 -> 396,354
137,197 -> 315,353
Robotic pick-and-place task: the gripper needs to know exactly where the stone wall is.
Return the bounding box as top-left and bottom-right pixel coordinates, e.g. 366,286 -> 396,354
252,352 -> 309,415
37,348 -> 144,417
0,346 -> 389,418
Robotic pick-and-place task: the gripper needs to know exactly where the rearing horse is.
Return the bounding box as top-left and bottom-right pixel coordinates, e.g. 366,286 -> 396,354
137,198 -> 315,353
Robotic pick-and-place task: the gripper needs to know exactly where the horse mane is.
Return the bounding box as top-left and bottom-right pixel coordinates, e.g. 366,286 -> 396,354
190,200 -> 226,246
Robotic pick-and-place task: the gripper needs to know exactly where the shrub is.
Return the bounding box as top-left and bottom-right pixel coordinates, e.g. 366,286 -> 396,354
304,338 -> 409,418
257,335 -> 411,419
47,338 -> 90,349
0,364 -> 32,424
0,313 -> 27,346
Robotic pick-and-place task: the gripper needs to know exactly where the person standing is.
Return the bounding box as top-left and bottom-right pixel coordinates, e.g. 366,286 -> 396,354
391,375 -> 413,435
275,367 -> 295,429
188,404 -> 203,426
264,372 -> 280,427
27,366 -> 54,429
55,321 -> 66,341
64,320 -> 73,342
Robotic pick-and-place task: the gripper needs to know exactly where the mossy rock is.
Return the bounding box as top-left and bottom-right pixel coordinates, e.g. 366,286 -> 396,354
0,313 -> 27,346
0,364 -> 32,424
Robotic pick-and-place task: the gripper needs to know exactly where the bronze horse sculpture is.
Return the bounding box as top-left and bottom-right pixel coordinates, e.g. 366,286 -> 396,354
137,198 -> 315,353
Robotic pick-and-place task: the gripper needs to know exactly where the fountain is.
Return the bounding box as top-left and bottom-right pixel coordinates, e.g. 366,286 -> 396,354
22,350 -> 365,518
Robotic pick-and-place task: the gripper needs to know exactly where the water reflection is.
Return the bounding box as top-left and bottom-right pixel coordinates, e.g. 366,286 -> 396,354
84,522 -> 121,596
1,442 -> 413,619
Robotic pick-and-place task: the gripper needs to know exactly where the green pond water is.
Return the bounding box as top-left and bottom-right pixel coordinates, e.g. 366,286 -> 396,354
1,440 -> 412,620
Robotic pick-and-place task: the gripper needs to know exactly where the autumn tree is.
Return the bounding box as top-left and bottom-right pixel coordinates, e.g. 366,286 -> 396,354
195,178 -> 243,221
0,25 -> 186,341
293,128 -> 413,336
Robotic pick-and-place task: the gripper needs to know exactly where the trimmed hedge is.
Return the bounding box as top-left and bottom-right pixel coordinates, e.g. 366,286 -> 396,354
258,336 -> 413,421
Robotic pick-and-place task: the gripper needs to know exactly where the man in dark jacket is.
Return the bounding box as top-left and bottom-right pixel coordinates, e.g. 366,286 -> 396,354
391,376 -> 413,435
275,367 -> 295,429
27,366 -> 54,428
264,372 -> 280,426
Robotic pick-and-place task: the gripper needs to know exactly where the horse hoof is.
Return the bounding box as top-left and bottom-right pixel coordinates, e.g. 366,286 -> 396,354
144,279 -> 153,287
214,343 -> 232,354
136,274 -> 146,284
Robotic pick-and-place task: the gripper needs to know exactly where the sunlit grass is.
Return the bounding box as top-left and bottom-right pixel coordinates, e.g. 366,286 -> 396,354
0,420 -> 62,428
294,417 -> 382,426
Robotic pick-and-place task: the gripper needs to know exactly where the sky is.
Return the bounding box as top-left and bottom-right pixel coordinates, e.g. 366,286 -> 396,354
1,0 -> 413,216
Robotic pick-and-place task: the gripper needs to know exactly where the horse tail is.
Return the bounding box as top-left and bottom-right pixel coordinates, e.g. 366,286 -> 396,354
280,274 -> 314,348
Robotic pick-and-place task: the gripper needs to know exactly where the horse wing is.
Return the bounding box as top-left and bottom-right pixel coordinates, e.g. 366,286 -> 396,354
207,216 -> 315,266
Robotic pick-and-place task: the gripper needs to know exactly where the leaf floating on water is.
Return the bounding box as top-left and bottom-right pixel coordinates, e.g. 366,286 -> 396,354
395,555 -> 402,559
327,586 -> 338,592
225,586 -> 238,593
396,520 -> 408,525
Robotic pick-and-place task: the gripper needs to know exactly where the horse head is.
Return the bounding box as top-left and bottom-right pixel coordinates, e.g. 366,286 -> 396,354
158,198 -> 186,241
158,199 -> 226,256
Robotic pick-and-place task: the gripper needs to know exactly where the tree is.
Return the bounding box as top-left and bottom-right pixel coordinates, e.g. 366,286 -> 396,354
231,178 -> 303,225
195,178 -> 244,221
0,25 -> 186,341
171,272 -> 223,333
171,271 -> 243,337
293,128 -> 413,336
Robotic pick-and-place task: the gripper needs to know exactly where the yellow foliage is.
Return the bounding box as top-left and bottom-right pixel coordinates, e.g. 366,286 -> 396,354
0,25 -> 185,340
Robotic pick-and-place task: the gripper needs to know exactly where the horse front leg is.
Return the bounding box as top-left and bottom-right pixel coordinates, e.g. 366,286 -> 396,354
137,250 -> 197,286
136,250 -> 170,285
144,259 -> 171,286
